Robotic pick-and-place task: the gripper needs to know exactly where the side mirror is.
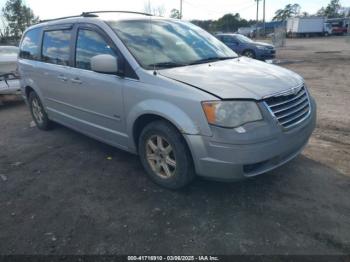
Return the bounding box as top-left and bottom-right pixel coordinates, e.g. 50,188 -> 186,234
91,54 -> 118,74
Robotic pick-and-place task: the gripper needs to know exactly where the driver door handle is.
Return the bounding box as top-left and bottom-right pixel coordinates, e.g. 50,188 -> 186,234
57,75 -> 68,82
71,77 -> 82,84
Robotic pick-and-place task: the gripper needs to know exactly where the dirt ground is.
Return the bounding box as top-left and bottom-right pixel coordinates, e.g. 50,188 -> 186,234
0,36 -> 350,255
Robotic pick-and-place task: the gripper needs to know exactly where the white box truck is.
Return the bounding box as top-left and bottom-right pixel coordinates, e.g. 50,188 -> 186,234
287,17 -> 332,37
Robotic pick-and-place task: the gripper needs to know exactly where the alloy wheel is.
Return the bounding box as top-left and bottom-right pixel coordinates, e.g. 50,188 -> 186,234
145,135 -> 177,179
31,98 -> 44,124
244,51 -> 255,58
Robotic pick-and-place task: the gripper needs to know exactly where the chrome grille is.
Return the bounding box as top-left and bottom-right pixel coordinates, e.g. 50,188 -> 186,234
264,86 -> 311,129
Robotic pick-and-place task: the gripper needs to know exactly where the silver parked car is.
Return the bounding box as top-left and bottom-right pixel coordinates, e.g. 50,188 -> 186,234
18,12 -> 316,189
0,46 -> 21,101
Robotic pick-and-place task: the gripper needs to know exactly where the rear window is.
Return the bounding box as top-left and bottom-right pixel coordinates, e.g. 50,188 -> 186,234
19,28 -> 41,60
42,30 -> 71,66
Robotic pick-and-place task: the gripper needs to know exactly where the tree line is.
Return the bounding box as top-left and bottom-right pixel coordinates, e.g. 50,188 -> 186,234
273,0 -> 349,21
1,0 -> 349,45
1,0 -> 38,44
190,0 -> 350,33
191,13 -> 257,33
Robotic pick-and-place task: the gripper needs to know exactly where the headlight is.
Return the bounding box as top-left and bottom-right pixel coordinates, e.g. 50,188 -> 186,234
256,45 -> 269,50
202,101 -> 263,128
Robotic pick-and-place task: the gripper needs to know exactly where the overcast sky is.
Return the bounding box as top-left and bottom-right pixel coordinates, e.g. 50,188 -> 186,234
1,0 -> 350,21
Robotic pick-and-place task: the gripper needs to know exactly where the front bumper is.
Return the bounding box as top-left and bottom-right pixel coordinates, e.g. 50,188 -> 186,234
0,78 -> 22,103
0,79 -> 21,95
184,97 -> 316,181
257,49 -> 276,60
0,73 -> 21,96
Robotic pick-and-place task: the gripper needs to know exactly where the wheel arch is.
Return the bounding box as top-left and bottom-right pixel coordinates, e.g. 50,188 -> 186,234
127,100 -> 202,152
132,113 -> 196,175
133,114 -> 175,151
24,86 -> 35,98
243,48 -> 256,57
24,85 -> 45,105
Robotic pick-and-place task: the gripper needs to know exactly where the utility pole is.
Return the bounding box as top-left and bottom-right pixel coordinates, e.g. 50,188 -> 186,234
255,0 -> 260,38
180,0 -> 183,19
263,0 -> 266,36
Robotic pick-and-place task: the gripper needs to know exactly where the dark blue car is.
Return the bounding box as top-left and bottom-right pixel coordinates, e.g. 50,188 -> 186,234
216,33 -> 276,61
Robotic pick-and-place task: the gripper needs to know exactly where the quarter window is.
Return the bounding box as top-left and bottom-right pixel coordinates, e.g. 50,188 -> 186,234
75,29 -> 117,70
19,28 -> 41,60
42,30 -> 71,66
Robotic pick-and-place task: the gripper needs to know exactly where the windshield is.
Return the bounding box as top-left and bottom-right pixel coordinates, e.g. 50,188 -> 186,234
106,18 -> 237,69
234,35 -> 254,43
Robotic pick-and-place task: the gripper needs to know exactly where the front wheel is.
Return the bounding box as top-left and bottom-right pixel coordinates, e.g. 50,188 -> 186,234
138,120 -> 195,189
242,50 -> 256,59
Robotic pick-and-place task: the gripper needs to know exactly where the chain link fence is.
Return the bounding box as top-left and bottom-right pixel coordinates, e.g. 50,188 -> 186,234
272,27 -> 286,48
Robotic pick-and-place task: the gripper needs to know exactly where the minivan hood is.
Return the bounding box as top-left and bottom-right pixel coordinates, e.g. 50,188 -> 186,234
159,57 -> 303,100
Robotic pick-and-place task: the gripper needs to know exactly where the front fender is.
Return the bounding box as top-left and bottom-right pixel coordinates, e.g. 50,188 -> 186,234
126,99 -> 203,149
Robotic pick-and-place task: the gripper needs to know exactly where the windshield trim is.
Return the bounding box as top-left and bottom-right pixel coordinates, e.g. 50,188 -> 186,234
150,56 -> 238,70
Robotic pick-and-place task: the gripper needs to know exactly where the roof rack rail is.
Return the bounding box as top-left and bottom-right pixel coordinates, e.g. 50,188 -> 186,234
38,11 -> 152,24
39,13 -> 98,23
82,11 -> 153,17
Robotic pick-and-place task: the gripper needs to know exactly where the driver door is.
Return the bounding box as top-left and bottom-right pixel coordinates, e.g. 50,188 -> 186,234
65,24 -> 128,148
222,36 -> 240,53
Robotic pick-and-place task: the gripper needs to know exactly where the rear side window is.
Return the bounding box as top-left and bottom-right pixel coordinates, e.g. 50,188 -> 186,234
75,29 -> 117,70
19,28 -> 41,60
42,30 -> 72,66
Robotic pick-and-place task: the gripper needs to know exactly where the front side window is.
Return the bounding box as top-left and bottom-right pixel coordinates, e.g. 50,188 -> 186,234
19,28 -> 41,60
75,29 -> 116,70
42,30 -> 71,66
106,18 -> 237,69
222,36 -> 237,44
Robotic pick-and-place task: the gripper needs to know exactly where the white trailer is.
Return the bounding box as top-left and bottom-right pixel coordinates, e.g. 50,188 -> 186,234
287,17 -> 331,37
237,27 -> 252,36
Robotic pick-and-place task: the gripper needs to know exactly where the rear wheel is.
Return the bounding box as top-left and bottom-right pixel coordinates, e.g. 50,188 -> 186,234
243,50 -> 256,59
28,91 -> 52,130
138,120 -> 195,189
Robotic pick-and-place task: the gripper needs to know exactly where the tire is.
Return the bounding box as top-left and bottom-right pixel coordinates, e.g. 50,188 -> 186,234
242,50 -> 256,59
28,91 -> 52,130
138,120 -> 195,189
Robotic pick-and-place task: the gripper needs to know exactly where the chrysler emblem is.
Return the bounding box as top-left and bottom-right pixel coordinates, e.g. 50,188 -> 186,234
283,86 -> 301,96
263,84 -> 303,99
291,86 -> 299,95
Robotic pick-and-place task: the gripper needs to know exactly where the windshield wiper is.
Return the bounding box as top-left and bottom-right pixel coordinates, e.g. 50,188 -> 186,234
148,57 -> 236,69
148,62 -> 187,69
188,56 -> 236,65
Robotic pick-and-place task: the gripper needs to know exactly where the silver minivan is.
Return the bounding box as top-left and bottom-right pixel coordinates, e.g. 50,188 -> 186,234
18,12 -> 316,189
